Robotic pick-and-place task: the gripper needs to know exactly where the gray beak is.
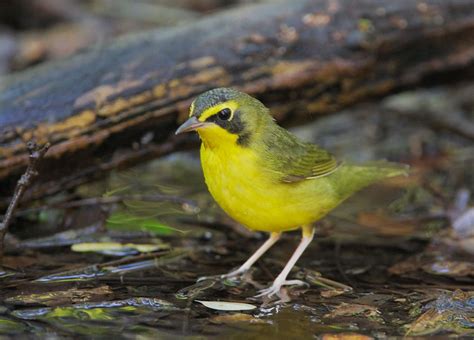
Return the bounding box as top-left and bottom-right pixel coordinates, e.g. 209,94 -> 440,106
175,116 -> 207,135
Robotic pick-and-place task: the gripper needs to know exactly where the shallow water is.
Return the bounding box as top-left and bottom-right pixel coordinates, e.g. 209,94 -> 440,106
2,87 -> 474,338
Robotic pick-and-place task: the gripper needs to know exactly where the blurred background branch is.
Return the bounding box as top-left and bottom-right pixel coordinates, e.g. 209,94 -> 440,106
1,0 -> 473,207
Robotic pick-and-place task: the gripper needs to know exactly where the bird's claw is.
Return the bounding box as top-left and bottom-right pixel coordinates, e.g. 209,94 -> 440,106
255,279 -> 309,298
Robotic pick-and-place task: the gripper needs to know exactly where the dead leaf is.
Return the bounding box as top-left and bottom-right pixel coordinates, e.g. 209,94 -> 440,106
320,288 -> 348,298
196,300 -> 257,311
71,242 -> 167,255
324,303 -> 380,319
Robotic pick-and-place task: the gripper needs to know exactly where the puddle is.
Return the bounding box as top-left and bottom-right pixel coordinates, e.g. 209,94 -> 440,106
2,86 -> 474,337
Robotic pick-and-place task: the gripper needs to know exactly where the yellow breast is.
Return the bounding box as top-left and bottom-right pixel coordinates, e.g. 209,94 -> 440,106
199,129 -> 338,232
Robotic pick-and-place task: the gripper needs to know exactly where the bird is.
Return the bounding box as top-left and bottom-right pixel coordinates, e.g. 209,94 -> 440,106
175,88 -> 408,298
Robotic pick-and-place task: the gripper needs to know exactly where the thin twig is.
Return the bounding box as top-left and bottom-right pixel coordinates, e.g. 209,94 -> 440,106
16,194 -> 198,216
0,141 -> 49,258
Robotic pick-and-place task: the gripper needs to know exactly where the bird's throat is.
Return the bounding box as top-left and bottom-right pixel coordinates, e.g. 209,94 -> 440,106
197,125 -> 239,150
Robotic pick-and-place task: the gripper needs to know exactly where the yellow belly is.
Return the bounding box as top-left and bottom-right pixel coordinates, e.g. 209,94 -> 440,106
200,143 -> 339,233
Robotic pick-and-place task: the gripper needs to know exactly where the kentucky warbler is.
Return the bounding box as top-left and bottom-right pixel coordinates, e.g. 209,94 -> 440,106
176,88 -> 408,298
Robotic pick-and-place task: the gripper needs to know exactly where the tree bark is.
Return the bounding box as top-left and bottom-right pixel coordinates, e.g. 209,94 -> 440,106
1,0 -> 474,206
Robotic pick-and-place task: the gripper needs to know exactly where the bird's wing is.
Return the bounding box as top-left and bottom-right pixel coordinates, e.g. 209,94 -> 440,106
258,124 -> 339,183
279,143 -> 339,183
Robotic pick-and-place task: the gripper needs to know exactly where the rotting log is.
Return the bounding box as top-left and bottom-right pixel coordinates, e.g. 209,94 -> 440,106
1,0 -> 474,206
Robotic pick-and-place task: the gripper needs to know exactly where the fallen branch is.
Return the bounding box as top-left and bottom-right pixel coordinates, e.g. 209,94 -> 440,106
1,0 -> 474,205
16,194 -> 198,216
0,142 -> 49,257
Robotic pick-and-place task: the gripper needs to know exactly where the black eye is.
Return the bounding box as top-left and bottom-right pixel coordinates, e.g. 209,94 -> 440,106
217,108 -> 232,120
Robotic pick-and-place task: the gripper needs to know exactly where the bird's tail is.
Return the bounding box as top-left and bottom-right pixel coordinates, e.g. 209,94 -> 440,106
355,160 -> 410,178
331,161 -> 409,201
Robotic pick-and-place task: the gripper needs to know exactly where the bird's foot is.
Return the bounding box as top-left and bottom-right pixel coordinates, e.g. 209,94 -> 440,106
255,279 -> 309,298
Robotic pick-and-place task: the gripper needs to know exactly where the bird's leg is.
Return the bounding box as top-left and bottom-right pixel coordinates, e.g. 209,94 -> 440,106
220,232 -> 281,279
256,225 -> 315,298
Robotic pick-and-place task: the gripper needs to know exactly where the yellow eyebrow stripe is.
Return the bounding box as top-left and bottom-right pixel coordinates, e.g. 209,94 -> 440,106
189,100 -> 195,117
198,100 -> 239,122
